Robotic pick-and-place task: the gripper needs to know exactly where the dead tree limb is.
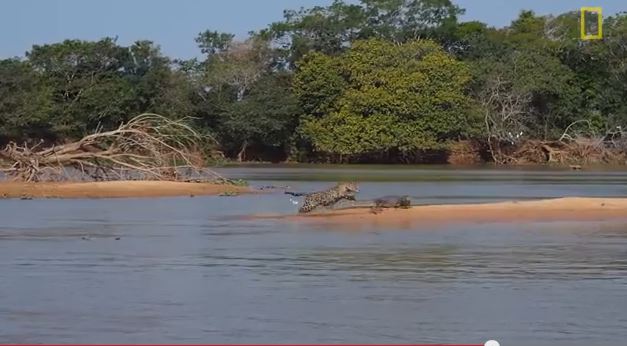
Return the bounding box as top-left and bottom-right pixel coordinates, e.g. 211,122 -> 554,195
0,113 -> 225,182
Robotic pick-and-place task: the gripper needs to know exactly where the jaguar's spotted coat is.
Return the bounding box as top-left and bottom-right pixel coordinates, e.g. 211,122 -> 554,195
298,182 -> 359,213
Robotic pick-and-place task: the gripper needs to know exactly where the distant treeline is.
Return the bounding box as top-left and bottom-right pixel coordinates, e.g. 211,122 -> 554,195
1,1 -> 625,163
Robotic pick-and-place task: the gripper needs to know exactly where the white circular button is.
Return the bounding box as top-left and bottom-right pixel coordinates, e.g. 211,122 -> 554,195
485,340 -> 500,346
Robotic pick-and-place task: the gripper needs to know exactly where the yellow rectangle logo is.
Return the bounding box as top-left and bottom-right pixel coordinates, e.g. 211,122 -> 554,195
581,7 -> 603,40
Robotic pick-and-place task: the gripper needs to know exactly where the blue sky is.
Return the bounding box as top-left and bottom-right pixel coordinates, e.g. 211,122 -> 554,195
1,0 -> 624,59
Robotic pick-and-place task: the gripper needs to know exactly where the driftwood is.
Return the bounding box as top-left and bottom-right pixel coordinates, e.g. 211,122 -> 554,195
490,138 -> 625,165
487,119 -> 626,165
0,113 -> 225,182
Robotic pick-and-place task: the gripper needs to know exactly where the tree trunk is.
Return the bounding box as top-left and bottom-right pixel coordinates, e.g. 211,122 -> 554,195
237,140 -> 248,162
541,144 -> 561,163
236,87 -> 245,102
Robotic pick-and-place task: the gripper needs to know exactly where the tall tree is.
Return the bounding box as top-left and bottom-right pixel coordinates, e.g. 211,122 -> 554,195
261,0 -> 367,65
0,59 -> 54,143
261,0 -> 464,67
26,38 -> 135,137
218,73 -> 302,161
361,0 -> 464,42
295,38 -> 476,161
124,40 -> 194,117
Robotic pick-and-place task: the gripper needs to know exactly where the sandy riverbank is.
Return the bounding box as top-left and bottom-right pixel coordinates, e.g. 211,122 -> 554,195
0,180 -> 252,199
260,197 -> 627,227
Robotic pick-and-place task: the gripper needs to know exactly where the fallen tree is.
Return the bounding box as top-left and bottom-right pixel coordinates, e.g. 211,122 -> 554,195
488,121 -> 627,165
488,138 -> 626,165
508,139 -> 625,165
0,113 -> 226,182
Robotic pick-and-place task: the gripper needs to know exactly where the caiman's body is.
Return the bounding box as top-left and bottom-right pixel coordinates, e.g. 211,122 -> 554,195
373,195 -> 411,211
332,195 -> 412,214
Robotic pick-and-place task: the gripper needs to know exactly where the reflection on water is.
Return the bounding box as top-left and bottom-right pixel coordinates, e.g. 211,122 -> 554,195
1,167 -> 626,345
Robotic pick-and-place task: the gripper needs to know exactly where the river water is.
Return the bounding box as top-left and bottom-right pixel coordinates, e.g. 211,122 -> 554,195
1,165 -> 626,345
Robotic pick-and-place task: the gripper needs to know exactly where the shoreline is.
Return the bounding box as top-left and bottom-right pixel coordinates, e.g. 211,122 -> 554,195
3,180 -> 626,228
257,197 -> 627,227
217,161 -> 626,168
0,180 -> 252,199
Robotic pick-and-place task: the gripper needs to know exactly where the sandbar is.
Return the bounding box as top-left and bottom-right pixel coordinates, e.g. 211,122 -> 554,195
0,180 -> 251,199
260,197 -> 627,227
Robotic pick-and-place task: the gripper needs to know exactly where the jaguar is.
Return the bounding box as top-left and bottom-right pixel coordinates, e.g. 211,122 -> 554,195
298,182 -> 359,213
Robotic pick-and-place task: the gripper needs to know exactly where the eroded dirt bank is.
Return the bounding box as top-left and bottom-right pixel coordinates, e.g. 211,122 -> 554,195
260,197 -> 627,227
0,180 -> 252,199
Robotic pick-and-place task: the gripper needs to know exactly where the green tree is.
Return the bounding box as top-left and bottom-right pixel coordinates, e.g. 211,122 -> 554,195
261,0 -> 464,67
124,40 -> 194,118
361,0 -> 465,43
261,0 -> 367,65
217,73 -> 302,161
464,11 -> 584,139
25,38 -> 135,138
195,30 -> 236,56
560,12 -> 627,132
0,59 -> 54,143
190,31 -> 302,161
293,52 -> 347,116
21,38 -> 195,140
295,38 -> 475,161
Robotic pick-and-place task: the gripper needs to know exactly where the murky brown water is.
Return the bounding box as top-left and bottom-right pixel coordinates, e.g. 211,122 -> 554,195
1,166 -> 626,345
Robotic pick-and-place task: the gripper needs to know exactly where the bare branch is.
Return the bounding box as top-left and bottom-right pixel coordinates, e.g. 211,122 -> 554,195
1,113 -> 225,182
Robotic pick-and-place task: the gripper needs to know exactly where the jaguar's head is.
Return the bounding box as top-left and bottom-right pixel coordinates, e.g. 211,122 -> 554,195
336,182 -> 359,195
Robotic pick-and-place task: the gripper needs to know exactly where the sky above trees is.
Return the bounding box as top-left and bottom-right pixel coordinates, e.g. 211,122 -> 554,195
1,0 -> 624,59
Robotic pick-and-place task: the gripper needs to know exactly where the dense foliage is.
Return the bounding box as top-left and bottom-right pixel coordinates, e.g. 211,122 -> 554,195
296,39 -> 474,160
1,1 -> 625,163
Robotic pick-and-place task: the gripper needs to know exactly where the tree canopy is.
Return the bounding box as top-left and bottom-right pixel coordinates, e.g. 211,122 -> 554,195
296,39 -> 474,159
1,2 -> 625,164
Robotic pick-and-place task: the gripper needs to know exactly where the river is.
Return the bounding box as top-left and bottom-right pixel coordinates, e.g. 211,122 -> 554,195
1,165 -> 626,345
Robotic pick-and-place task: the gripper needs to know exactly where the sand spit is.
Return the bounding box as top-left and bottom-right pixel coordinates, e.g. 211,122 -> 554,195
257,197 -> 627,227
0,180 -> 252,199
